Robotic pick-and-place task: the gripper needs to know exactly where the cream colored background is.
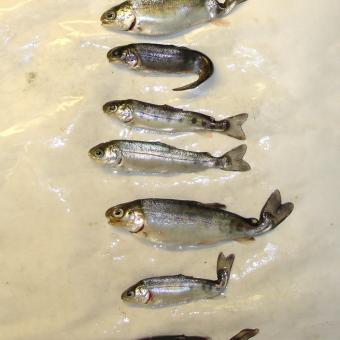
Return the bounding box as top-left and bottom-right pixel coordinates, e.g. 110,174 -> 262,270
0,0 -> 339,339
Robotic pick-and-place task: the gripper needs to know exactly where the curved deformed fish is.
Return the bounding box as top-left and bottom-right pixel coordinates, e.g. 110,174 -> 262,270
106,190 -> 294,245
101,0 -> 247,36
89,140 -> 250,174
107,44 -> 213,91
103,99 -> 248,140
122,252 -> 234,307
138,328 -> 259,340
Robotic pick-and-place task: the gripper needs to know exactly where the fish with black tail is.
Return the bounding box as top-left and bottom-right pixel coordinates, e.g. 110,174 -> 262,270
107,44 -> 213,91
101,0 -> 247,36
137,328 -> 259,340
89,140 -> 250,174
121,252 -> 234,307
106,190 -> 293,245
103,99 -> 248,140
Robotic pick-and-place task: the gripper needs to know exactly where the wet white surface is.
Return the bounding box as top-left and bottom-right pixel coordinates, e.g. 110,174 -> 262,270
0,0 -> 339,339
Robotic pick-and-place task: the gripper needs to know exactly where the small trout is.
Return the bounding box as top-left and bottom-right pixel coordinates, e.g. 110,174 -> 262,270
106,190 -> 294,245
101,0 -> 247,36
103,99 -> 248,140
88,140 -> 250,174
107,44 -> 213,91
121,252 -> 234,307
138,328 -> 259,340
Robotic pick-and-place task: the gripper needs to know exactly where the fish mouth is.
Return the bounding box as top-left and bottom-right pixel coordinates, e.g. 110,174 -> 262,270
128,17 -> 137,31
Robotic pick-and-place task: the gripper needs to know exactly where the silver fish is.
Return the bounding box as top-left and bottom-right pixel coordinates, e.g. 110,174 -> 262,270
103,99 -> 248,140
106,190 -> 294,245
101,0 -> 247,36
88,140 -> 250,174
107,44 -> 213,91
121,252 -> 234,307
138,328 -> 259,340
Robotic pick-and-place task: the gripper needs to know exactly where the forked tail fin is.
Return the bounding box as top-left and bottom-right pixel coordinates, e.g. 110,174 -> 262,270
216,253 -> 235,291
217,144 -> 251,171
230,328 -> 259,340
253,190 -> 294,236
216,113 -> 248,140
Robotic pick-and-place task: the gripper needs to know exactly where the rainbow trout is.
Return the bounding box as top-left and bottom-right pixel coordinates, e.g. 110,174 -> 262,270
103,99 -> 248,140
107,44 -> 213,91
88,140 -> 250,174
101,0 -> 247,36
106,190 -> 294,245
122,252 -> 234,307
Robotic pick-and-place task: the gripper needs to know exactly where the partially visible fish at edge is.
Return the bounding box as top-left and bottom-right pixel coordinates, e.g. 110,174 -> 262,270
101,0 -> 248,36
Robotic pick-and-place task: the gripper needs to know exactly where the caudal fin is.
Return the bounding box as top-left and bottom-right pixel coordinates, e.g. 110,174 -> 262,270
216,252 -> 235,291
230,329 -> 259,340
254,190 -> 294,236
173,55 -> 214,91
216,113 -> 248,140
217,144 -> 251,171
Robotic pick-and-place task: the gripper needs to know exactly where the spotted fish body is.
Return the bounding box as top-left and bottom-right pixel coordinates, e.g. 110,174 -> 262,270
121,253 -> 234,307
101,0 -> 247,36
103,99 -> 248,140
88,140 -> 250,174
106,191 -> 294,246
107,44 -> 214,91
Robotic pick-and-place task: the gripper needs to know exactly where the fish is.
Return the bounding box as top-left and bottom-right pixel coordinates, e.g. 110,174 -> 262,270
107,44 -> 214,91
105,190 -> 294,246
137,328 -> 259,340
121,252 -> 234,307
88,140 -> 250,174
103,99 -> 248,140
100,0 -> 247,36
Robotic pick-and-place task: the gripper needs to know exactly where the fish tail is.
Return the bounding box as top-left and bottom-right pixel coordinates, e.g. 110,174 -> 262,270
252,190 -> 294,236
215,113 -> 248,140
216,252 -> 235,291
230,328 -> 259,340
217,144 -> 250,171
218,0 -> 247,12
173,55 -> 214,91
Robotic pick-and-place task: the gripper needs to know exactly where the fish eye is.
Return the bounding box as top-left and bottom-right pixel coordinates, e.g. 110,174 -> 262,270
113,208 -> 124,218
110,104 -> 117,112
106,11 -> 116,19
94,149 -> 104,158
127,290 -> 134,297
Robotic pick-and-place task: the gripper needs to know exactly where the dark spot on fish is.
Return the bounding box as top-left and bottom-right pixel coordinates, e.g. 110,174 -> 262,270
179,118 -> 184,122
26,72 -> 37,84
191,117 -> 197,124
202,121 -> 207,127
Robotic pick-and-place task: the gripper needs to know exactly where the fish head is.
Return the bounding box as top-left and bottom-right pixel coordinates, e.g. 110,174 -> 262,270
107,45 -> 139,68
101,3 -> 136,31
88,142 -> 122,165
105,201 -> 144,233
103,100 -> 134,123
121,281 -> 151,304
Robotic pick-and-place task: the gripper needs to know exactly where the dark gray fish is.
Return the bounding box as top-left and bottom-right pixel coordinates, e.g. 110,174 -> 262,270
101,0 -> 247,36
103,99 -> 248,140
107,44 -> 213,91
138,328 -> 259,340
88,140 -> 250,174
106,190 -> 294,245
121,252 -> 234,307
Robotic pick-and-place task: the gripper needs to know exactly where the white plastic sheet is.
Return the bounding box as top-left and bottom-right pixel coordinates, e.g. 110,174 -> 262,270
0,0 -> 339,339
